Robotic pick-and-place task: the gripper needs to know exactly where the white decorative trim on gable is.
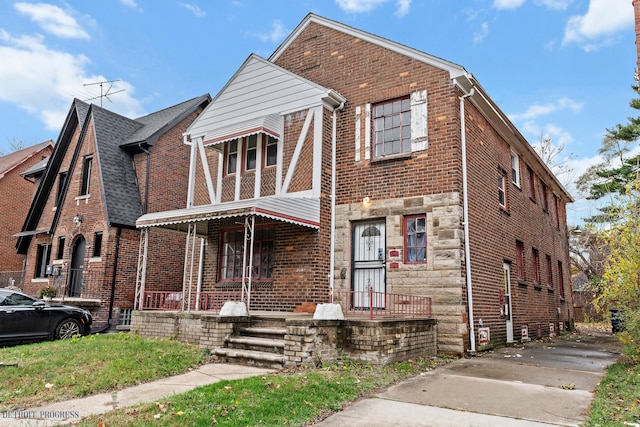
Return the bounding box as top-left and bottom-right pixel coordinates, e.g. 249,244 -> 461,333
203,114 -> 281,148
355,106 -> 361,162
411,90 -> 428,152
364,103 -> 371,161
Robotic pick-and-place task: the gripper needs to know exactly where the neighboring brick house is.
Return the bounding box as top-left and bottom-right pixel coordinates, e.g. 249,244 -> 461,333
136,14 -> 574,354
16,95 -> 211,329
0,141 -> 53,285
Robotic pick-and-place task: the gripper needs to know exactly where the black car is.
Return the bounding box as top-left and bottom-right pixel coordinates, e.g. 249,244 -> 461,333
0,288 -> 92,345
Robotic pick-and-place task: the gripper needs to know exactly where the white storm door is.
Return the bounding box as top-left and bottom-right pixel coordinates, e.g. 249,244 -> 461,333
352,220 -> 386,309
504,262 -> 514,342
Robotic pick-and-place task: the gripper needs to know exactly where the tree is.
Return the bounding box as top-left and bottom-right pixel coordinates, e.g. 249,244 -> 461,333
0,138 -> 26,156
532,134 -> 575,189
577,82 -> 640,223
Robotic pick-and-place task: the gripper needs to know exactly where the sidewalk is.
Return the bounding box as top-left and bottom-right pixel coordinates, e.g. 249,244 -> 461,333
1,363 -> 273,426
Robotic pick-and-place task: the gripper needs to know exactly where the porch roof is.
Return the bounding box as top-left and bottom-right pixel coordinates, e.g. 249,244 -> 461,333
202,114 -> 281,148
136,196 -> 320,233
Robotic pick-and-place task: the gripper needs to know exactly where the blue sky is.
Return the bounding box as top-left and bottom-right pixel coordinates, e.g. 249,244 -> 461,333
0,0 -> 636,224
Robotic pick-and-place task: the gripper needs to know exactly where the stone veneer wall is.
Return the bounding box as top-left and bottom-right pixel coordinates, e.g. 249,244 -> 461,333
132,312 -> 437,366
333,192 -> 465,354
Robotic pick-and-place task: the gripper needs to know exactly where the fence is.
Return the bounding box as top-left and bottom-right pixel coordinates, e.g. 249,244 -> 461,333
143,290 -> 243,312
0,271 -> 24,289
48,268 -> 103,300
333,288 -> 432,319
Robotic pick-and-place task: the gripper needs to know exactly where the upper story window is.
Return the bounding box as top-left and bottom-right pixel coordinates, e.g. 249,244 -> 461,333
553,194 -> 560,228
546,254 -> 553,289
527,166 -> 536,202
541,181 -> 549,211
532,248 -> 540,285
498,171 -> 507,209
404,215 -> 426,263
225,139 -> 238,175
80,155 -> 92,196
245,134 -> 258,172
373,97 -> 411,159
510,152 -> 521,187
265,136 -> 278,168
516,240 -> 525,282
56,171 -> 67,207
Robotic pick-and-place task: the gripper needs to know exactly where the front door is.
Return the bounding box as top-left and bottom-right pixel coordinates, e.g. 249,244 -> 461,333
68,236 -> 85,297
352,220 -> 386,309
503,262 -> 514,342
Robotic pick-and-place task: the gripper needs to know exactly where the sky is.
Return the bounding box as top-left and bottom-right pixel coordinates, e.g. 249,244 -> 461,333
0,0 -> 636,225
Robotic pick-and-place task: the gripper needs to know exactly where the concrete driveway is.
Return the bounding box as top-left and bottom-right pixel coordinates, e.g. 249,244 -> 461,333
316,332 -> 621,426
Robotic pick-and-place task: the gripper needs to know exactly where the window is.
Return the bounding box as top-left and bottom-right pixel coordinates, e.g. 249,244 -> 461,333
56,171 -> 67,206
265,136 -> 278,168
553,195 -> 560,228
532,248 -> 540,285
498,172 -> 507,209
225,139 -> 238,175
56,236 -> 65,260
404,215 -> 426,263
80,155 -> 92,196
220,226 -> 274,281
373,97 -> 411,158
245,134 -> 258,171
527,166 -> 536,201
35,243 -> 52,278
516,241 -> 525,281
546,255 -> 553,289
93,232 -> 103,258
541,181 -> 549,211
558,261 -> 565,298
511,152 -> 520,187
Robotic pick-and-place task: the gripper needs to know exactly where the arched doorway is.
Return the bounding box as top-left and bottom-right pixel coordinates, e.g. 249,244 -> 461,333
68,236 -> 86,297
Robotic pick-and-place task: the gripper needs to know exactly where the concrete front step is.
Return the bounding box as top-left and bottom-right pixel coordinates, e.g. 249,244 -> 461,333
228,336 -> 285,349
238,326 -> 286,336
213,348 -> 286,369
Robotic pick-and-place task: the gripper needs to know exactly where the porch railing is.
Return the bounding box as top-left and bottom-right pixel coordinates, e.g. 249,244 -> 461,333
333,288 -> 432,319
143,290 -> 242,312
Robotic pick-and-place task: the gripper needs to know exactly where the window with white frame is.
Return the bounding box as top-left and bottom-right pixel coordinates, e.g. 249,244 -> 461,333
225,139 -> 238,175
80,155 -> 92,196
498,171 -> 507,209
373,97 -> 411,159
35,243 -> 52,278
244,134 -> 258,172
404,215 -> 426,263
265,135 -> 278,168
510,152 -> 520,187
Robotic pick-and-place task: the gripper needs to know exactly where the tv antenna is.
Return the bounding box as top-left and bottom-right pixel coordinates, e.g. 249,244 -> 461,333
83,79 -> 125,106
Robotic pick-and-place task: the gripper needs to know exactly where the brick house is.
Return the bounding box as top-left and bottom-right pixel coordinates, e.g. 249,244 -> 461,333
136,14 -> 574,354
16,95 -> 210,329
0,141 -> 53,285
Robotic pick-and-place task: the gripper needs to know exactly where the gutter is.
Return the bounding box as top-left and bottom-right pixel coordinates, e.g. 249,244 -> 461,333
455,79 -> 477,353
329,101 -> 346,302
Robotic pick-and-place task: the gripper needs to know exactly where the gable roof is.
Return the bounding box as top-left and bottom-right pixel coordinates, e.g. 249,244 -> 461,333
0,140 -> 53,179
269,13 -> 573,203
186,54 -> 345,144
16,95 -> 210,253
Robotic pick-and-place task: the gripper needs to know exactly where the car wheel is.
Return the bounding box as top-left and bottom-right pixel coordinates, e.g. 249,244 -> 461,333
56,319 -> 81,339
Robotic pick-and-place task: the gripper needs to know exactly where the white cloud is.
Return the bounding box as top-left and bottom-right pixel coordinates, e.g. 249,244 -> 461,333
256,21 -> 287,43
0,29 -> 143,132
562,0 -> 633,51
335,0 -> 411,16
533,0 -> 572,10
509,97 -> 583,121
120,0 -> 138,8
14,2 -> 89,39
178,2 -> 206,18
473,22 -> 489,43
492,0 -> 525,10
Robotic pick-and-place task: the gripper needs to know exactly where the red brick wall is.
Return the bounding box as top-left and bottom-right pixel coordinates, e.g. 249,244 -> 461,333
0,145 -> 52,273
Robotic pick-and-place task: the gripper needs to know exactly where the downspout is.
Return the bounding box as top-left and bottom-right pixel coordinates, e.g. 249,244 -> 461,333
95,226 -> 121,333
329,101 -> 345,303
457,81 -> 477,353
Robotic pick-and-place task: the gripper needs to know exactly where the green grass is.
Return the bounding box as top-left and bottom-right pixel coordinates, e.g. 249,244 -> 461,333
585,361 -> 640,426
75,357 -> 453,427
0,333 -> 206,410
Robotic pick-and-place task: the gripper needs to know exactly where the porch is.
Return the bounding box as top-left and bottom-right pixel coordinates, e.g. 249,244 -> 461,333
131,310 -> 437,368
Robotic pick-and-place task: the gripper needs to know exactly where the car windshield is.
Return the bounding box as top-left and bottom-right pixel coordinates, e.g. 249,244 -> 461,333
0,290 -> 37,307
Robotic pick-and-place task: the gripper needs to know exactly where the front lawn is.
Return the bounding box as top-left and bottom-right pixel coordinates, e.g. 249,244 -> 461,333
0,333 -> 206,410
